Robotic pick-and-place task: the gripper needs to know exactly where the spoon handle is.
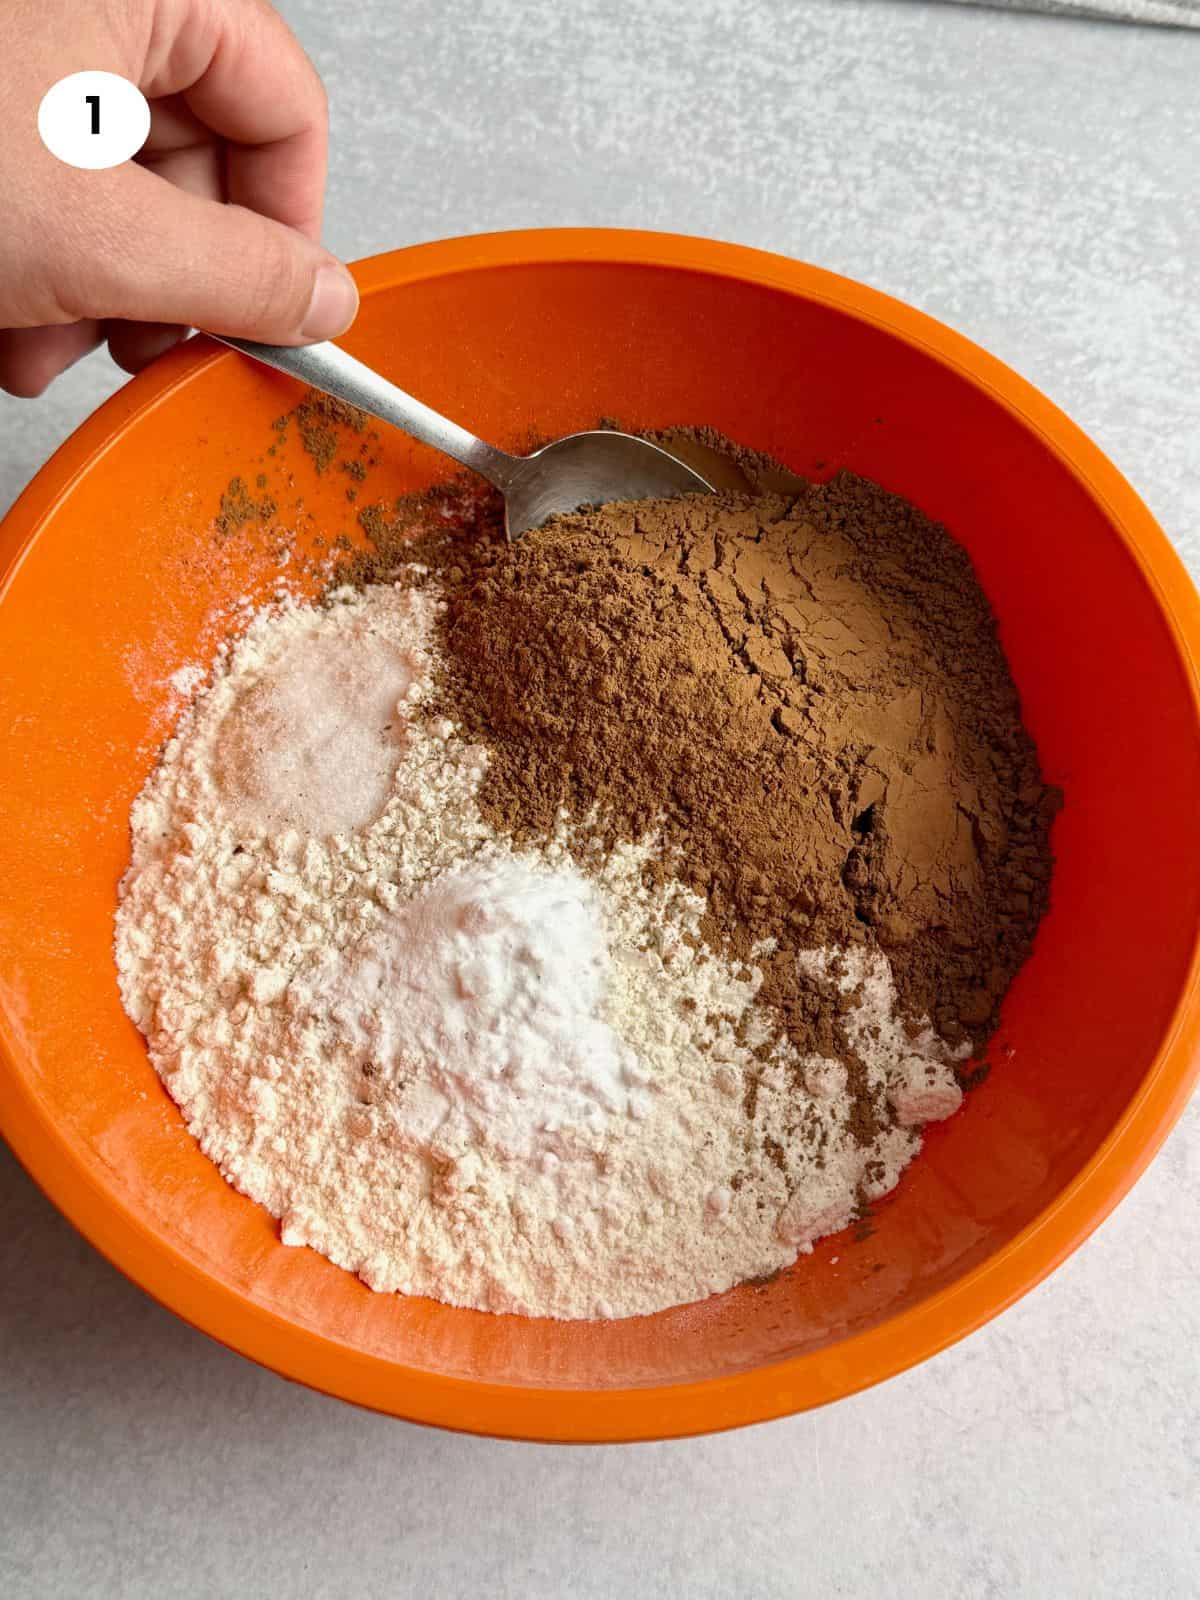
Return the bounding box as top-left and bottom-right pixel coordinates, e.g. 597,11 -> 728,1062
213,336 -> 519,491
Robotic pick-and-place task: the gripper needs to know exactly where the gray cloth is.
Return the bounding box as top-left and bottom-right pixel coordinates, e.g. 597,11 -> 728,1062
941,0 -> 1200,22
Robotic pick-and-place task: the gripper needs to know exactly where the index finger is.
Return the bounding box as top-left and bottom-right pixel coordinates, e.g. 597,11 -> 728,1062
142,0 -> 329,240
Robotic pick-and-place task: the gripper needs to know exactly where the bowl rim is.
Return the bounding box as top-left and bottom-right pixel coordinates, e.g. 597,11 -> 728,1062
3,226 -> 1200,1442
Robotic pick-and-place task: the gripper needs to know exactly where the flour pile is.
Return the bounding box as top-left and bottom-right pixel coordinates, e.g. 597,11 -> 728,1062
116,583 -> 967,1320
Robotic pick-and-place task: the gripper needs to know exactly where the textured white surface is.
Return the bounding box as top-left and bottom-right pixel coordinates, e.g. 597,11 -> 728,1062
1,1 -> 1198,1595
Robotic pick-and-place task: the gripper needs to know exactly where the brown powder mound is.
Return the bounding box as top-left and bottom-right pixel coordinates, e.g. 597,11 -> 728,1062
343,442 -> 1058,1145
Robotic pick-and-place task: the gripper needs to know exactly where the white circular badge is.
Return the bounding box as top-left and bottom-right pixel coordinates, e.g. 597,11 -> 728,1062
37,71 -> 151,170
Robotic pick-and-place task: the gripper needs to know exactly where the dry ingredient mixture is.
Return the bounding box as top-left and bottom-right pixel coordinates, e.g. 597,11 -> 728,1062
115,423 -> 1057,1320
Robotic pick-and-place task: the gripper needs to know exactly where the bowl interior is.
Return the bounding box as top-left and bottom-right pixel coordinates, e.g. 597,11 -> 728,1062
2,243 -> 1199,1431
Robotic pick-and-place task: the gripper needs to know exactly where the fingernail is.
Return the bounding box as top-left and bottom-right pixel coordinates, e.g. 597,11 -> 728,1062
301,264 -> 359,340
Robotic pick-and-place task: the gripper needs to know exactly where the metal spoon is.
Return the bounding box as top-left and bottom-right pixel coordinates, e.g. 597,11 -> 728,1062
214,337 -> 713,539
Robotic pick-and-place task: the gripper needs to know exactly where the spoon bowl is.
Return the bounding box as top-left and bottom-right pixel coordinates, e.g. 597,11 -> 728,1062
216,336 -> 713,537
499,426 -> 713,537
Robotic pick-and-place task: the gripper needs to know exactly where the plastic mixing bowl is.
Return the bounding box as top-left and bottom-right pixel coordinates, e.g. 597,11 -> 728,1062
2,230 -> 1199,1442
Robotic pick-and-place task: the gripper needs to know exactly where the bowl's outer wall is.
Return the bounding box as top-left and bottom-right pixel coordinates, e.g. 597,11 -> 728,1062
2,232 -> 1199,1440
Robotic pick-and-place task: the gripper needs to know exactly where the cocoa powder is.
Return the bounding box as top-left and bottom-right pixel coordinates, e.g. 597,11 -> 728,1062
343,434 -> 1058,1146
214,474 -> 276,540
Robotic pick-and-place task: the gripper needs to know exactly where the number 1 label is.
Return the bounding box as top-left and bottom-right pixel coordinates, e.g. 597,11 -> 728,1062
37,71 -> 150,170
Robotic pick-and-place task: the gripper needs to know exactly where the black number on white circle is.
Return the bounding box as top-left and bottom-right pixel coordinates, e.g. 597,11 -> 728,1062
39,72 -> 149,168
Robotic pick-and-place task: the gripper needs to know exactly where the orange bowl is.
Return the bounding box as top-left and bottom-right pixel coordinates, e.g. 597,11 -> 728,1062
2,230 -> 1199,1442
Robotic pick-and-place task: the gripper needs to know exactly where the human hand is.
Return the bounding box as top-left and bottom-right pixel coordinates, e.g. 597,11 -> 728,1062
0,0 -> 356,396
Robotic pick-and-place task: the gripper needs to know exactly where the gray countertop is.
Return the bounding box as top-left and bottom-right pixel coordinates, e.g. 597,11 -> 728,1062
2,2 -> 1198,1595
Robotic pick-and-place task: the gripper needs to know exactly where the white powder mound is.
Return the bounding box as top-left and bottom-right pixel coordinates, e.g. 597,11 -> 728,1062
320,858 -> 649,1162
209,589 -> 426,836
115,583 -> 965,1320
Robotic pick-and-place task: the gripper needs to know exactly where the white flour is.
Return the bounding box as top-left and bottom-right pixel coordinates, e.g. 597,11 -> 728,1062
115,583 -> 964,1320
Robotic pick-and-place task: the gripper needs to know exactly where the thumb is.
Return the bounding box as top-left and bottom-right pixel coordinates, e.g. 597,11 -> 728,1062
62,165 -> 358,344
